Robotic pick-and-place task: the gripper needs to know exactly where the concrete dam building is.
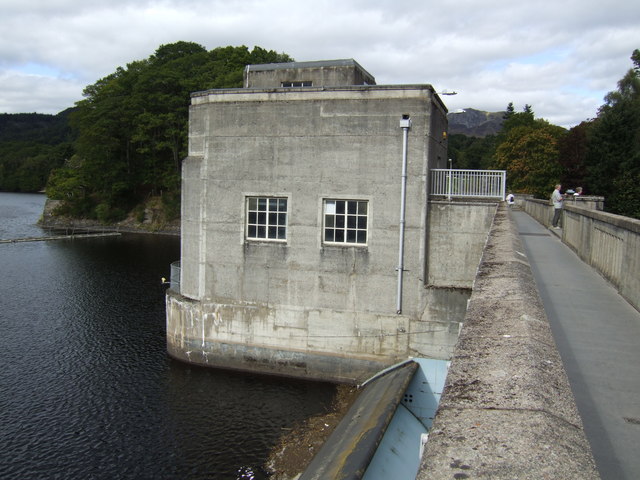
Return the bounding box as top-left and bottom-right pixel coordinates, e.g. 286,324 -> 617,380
166,59 -> 496,383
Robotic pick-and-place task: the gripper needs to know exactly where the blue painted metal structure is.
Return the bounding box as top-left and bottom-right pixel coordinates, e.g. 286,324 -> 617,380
363,358 -> 449,480
300,358 -> 449,480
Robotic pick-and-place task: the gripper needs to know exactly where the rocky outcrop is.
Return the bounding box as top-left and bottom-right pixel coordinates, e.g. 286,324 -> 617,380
448,108 -> 504,137
39,198 -> 180,236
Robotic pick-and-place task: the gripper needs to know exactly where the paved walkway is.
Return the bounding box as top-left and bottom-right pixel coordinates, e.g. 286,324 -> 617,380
513,210 -> 640,480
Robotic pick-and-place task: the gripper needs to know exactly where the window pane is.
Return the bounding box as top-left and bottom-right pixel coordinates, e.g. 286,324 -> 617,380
323,199 -> 368,245
325,215 -> 334,228
246,197 -> 287,241
325,201 -> 336,215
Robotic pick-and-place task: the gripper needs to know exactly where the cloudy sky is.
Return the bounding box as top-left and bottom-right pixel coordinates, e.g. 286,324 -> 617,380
1,0 -> 638,128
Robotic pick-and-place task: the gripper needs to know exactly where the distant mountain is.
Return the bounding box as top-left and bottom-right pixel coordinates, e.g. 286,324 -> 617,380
448,108 -> 504,137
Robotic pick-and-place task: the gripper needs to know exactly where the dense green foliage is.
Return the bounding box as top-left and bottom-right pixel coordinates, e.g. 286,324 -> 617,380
448,106 -> 568,199
447,134 -> 496,170
0,111 -> 75,192
492,107 -> 566,198
582,49 -> 640,219
448,50 -> 640,218
46,42 -> 291,221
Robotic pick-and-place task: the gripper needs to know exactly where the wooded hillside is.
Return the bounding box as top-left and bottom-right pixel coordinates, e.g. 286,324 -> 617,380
2,44 -> 638,220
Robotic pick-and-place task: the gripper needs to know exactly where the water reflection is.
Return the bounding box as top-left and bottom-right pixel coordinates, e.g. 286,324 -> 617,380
0,193 -> 335,479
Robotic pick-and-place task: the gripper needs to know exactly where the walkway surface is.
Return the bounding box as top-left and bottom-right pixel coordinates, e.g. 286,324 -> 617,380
513,210 -> 640,480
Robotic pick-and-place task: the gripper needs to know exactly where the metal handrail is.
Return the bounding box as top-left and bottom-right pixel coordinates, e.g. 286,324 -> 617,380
430,169 -> 506,200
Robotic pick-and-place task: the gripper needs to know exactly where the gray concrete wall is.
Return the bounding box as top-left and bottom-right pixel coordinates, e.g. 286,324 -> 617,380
167,82 -> 500,381
426,201 -> 497,288
525,197 -> 640,312
419,203 -> 599,479
244,59 -> 375,87
166,201 -> 495,383
184,86 -> 444,317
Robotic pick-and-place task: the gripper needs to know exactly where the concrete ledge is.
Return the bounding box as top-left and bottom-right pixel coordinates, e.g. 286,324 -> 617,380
420,409 -> 596,479
565,203 -> 640,233
418,203 -> 599,479
166,334 -> 392,384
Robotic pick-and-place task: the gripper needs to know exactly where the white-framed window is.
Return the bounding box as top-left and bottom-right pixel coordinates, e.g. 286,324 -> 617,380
323,199 -> 368,245
246,196 -> 288,241
281,81 -> 312,87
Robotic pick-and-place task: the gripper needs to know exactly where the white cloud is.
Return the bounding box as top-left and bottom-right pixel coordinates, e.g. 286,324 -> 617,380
0,0 -> 638,127
0,70 -> 84,114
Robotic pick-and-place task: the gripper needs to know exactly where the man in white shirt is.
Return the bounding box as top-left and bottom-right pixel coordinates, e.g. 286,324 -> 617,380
551,184 -> 564,228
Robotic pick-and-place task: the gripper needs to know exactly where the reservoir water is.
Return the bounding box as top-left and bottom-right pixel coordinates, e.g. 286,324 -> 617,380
0,192 -> 335,479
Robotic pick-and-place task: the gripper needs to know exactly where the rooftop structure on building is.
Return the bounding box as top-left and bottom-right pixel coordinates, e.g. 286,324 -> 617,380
243,58 -> 376,88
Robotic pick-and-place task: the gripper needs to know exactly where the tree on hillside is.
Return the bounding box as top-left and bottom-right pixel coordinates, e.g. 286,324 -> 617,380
558,121 -> 589,192
47,42 -> 292,222
448,134 -> 496,170
503,102 -> 515,120
492,104 -> 566,198
584,49 -> 640,219
0,111 -> 74,192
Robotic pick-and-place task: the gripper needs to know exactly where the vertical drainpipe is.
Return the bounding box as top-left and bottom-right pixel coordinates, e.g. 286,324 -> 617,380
397,114 -> 412,314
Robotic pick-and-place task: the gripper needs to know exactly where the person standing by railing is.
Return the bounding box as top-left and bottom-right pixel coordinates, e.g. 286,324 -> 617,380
551,184 -> 564,228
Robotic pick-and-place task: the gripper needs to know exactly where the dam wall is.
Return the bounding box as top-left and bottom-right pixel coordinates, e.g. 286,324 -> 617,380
419,203 -> 598,479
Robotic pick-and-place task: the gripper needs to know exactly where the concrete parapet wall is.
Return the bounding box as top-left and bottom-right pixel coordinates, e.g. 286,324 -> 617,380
525,197 -> 640,312
419,204 -> 599,479
523,197 -> 552,227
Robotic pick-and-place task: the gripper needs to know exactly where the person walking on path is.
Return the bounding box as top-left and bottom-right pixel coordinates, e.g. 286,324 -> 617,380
551,184 -> 564,228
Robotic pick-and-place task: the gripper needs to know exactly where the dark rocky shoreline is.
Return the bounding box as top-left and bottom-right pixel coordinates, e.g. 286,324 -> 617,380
38,198 -> 180,236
